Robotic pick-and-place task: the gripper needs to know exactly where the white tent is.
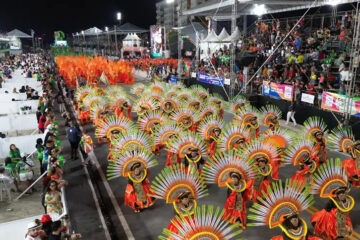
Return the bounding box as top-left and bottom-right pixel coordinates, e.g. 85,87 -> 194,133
225,27 -> 242,42
202,30 -> 219,42
6,29 -> 32,38
83,27 -> 103,36
218,28 -> 230,41
122,33 -> 141,47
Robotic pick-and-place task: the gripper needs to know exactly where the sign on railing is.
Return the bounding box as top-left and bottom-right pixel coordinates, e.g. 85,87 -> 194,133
301,93 -> 315,104
262,81 -> 294,101
198,72 -> 225,86
321,91 -> 360,117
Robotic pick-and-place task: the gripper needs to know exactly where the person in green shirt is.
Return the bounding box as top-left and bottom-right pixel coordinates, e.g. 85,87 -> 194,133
4,157 -> 20,192
9,144 -> 22,162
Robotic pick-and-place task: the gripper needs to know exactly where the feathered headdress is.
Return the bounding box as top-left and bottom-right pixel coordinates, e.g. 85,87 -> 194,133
107,147 -> 157,180
150,82 -> 165,95
150,164 -> 208,204
228,95 -> 249,113
82,93 -> 107,110
190,85 -> 209,101
75,86 -> 95,102
95,115 -> 135,140
260,105 -> 282,126
198,106 -> 217,120
177,89 -> 192,102
138,111 -> 164,132
143,92 -> 163,104
302,116 -> 327,141
311,158 -> 348,198
235,106 -> 260,127
152,122 -> 182,147
328,126 -> 355,153
219,124 -> 249,152
243,141 -> 280,164
159,205 -> 243,240
110,94 -> 130,108
105,85 -> 125,99
134,98 -> 158,116
248,179 -> 314,230
198,116 -> 224,141
283,140 -> 314,166
187,97 -> 203,111
111,129 -> 150,153
171,108 -> 198,129
209,94 -> 224,108
203,150 -> 256,187
90,104 -> 108,121
160,98 -> 180,113
261,128 -> 295,150
166,132 -> 207,158
130,83 -> 145,96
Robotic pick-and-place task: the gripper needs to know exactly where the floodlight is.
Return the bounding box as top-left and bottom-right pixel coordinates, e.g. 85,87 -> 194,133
253,4 -> 266,16
166,0 -> 175,3
81,30 -> 84,35
117,12 -> 122,21
328,0 -> 340,6
105,26 -> 109,32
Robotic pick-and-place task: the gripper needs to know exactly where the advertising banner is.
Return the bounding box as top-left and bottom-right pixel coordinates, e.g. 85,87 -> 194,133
170,76 -> 178,83
150,25 -> 163,57
198,72 -> 224,86
321,91 -> 360,117
262,81 -> 294,101
301,93 -> 315,104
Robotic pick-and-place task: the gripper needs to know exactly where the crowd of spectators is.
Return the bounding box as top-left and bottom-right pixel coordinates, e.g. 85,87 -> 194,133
197,11 -> 359,105
0,53 -> 81,240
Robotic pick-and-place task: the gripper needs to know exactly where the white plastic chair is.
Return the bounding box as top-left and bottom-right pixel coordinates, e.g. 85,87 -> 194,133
0,177 -> 12,201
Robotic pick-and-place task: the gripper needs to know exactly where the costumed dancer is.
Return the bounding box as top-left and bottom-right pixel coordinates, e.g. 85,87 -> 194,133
219,124 -> 249,152
158,204 -> 243,240
194,105 -> 217,130
152,122 -> 182,166
171,108 -> 198,132
302,117 -> 328,166
311,158 -> 354,239
228,96 -> 249,116
150,164 -> 208,235
236,107 -> 260,141
203,150 -> 256,229
110,129 -> 150,157
328,127 -> 360,187
260,104 -> 282,133
138,111 -> 164,155
244,141 -> 279,202
160,98 -> 179,118
79,133 -> 94,165
248,179 -> 320,240
135,98 -> 158,118
107,147 -> 157,213
209,95 -> 224,119
111,93 -> 132,120
198,116 -> 224,159
284,140 -> 317,186
262,128 -> 295,180
166,131 -> 207,174
187,97 -> 202,112
130,83 -> 145,97
190,85 -> 209,103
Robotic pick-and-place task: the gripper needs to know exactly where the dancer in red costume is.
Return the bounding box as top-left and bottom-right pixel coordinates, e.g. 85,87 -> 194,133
260,104 -> 282,134
106,148 -> 157,213
248,180 -> 321,240
115,101 -> 132,120
203,150 -> 256,229
342,141 -> 360,187
198,116 -> 224,159
207,128 -> 221,158
312,131 -> 327,165
311,159 -> 354,239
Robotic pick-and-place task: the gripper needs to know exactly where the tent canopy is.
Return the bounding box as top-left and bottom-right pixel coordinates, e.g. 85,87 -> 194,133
7,29 -> 32,38
116,23 -> 148,34
225,27 -> 242,42
181,22 -> 208,43
203,30 -> 219,42
218,28 -> 230,41
183,0 -> 358,20
123,33 -> 141,41
83,27 -> 103,36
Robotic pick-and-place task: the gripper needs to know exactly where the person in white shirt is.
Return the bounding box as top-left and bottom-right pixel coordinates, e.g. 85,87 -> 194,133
25,221 -> 42,240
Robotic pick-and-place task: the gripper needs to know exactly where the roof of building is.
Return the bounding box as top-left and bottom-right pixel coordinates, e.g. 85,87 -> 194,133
6,29 -> 32,38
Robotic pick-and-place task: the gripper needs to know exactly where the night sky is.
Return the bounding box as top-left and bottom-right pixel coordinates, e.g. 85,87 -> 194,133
0,0 -> 162,42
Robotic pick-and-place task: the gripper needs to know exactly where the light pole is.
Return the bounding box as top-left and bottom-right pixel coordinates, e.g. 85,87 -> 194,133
81,30 -> 85,53
115,12 -> 122,57
105,27 -> 110,55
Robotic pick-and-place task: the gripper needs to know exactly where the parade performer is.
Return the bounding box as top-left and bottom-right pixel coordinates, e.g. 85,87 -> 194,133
198,116 -> 224,159
228,96 -> 249,115
328,127 -> 360,187
262,128 -> 294,180
107,147 -> 157,213
135,98 -> 158,117
159,204 -> 243,240
236,107 -> 260,141
260,105 -> 282,133
190,85 -> 209,103
152,122 -> 182,166
244,142 -> 279,201
77,107 -> 91,125
311,158 -> 354,239
79,133 -> 94,165
110,93 -> 132,120
171,108 -> 198,132
138,111 -> 164,155
194,105 -> 217,130
110,129 -> 150,156
219,124 -> 249,151
166,132 -> 207,173
203,150 -> 256,229
187,97 -> 202,112
150,164 -> 208,234
284,140 -> 316,186
160,98 -> 179,117
82,93 -> 108,111
248,179 -> 320,240
209,95 -> 224,119
302,117 -> 328,166
131,83 -> 145,97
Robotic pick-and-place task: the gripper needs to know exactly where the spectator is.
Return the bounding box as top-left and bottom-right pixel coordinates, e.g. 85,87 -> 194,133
286,101 -> 297,126
25,221 -> 42,240
4,157 -> 21,192
57,94 -> 65,113
9,144 -> 22,162
16,156 -> 35,194
39,214 -> 53,240
49,220 -> 82,240
36,107 -> 42,123
66,121 -> 81,160
44,180 -> 63,216
39,112 -> 47,133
